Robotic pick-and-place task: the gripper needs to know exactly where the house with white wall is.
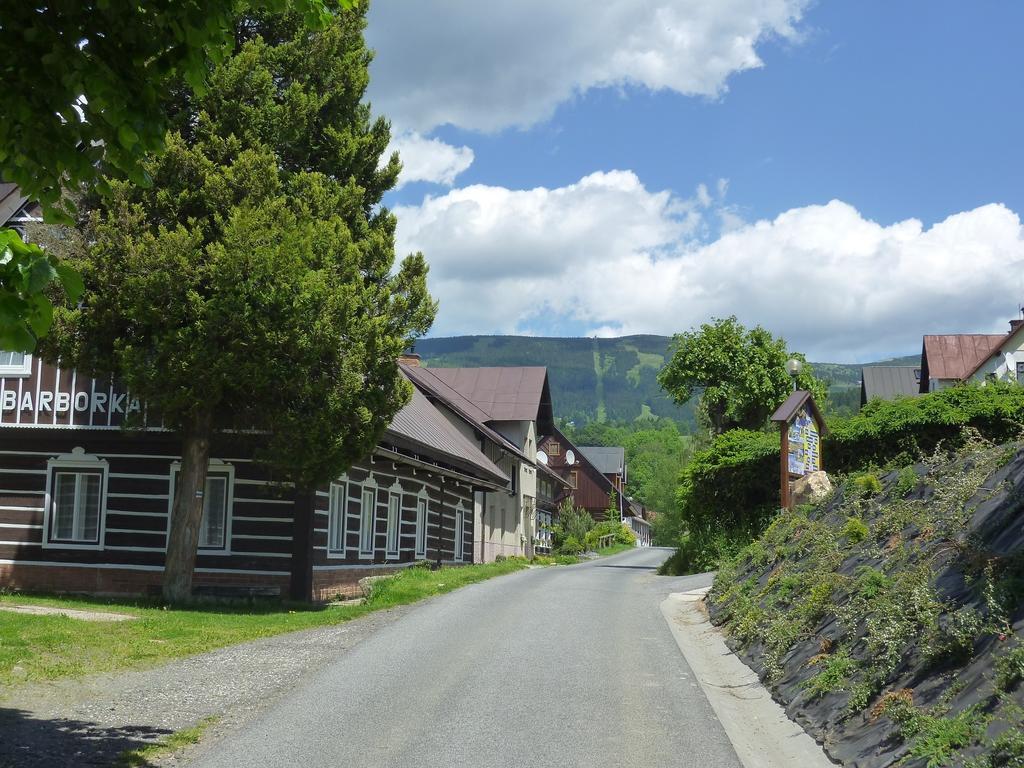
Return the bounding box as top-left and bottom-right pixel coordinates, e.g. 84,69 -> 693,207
920,317 -> 1024,391
401,361 -> 555,562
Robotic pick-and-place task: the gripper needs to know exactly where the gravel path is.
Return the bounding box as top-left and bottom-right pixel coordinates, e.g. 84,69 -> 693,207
0,603 -> 416,768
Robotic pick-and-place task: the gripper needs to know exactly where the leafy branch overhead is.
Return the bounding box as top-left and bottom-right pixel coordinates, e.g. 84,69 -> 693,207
0,0 -> 344,350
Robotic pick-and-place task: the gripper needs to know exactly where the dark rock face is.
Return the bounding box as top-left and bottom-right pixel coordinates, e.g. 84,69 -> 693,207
708,443 -> 1024,768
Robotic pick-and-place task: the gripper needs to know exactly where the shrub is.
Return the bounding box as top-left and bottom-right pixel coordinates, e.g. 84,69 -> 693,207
559,536 -> 584,556
995,645 -> 1024,691
852,473 -> 883,497
894,465 -> 919,497
842,516 -> 870,543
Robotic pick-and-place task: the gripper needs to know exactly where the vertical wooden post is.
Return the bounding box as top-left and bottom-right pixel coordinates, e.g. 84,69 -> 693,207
779,423 -> 791,511
289,486 -> 315,602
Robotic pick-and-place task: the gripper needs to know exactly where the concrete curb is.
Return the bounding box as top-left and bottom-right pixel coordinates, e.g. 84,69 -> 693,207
660,588 -> 837,768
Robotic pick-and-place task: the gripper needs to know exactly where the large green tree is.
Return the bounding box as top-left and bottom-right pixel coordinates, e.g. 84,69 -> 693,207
44,6 -> 434,602
658,316 -> 826,435
0,0 -> 339,351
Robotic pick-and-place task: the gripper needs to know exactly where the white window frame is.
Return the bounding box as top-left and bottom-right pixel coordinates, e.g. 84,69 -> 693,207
358,477 -> 377,557
0,351 -> 32,377
415,494 -> 428,559
168,459 -> 235,555
455,504 -> 466,562
43,448 -> 109,550
327,481 -> 347,557
386,483 -> 402,558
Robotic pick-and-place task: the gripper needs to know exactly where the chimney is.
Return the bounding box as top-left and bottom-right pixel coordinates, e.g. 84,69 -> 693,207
399,352 -> 421,367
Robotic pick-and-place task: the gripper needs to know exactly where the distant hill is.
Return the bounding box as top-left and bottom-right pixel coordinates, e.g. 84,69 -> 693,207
414,335 -> 919,428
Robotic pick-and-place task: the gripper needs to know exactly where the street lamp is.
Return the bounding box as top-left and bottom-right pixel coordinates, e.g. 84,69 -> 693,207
786,358 -> 802,392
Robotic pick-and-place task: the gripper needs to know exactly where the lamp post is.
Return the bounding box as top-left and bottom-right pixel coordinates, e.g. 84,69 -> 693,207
786,357 -> 802,392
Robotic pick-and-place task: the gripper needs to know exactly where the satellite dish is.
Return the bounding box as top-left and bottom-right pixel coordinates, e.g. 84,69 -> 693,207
537,450 -> 548,465
565,450 -> 575,466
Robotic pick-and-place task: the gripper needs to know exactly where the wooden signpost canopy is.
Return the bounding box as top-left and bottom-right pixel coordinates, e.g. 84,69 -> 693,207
770,390 -> 827,511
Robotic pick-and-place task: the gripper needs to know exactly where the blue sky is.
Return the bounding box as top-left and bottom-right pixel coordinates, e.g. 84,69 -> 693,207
366,1 -> 1024,362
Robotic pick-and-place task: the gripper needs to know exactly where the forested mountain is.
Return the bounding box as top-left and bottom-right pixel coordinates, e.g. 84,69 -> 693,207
414,335 -> 919,429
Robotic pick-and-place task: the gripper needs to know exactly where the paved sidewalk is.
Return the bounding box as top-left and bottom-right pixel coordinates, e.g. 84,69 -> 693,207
661,588 -> 837,768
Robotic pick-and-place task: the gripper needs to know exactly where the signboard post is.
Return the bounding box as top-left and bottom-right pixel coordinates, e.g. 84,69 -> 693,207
770,391 -> 827,511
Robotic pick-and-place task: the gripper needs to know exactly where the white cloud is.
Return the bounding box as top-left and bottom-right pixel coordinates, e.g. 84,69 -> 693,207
395,174 -> 1024,361
388,132 -> 475,189
366,0 -> 810,133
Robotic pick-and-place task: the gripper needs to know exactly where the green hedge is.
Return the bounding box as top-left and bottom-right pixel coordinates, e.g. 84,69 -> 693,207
826,383 -> 1024,472
664,384 -> 1024,575
676,428 -> 779,536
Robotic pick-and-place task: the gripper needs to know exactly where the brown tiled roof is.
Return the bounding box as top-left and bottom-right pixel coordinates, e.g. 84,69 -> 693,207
385,374 -> 509,486
424,366 -> 550,423
922,335 -> 1004,380
400,364 -> 529,462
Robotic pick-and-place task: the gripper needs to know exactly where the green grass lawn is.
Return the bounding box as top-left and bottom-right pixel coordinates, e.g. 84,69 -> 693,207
0,559 -> 529,694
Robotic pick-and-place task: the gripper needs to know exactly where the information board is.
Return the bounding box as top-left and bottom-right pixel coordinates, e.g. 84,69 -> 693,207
787,405 -> 821,476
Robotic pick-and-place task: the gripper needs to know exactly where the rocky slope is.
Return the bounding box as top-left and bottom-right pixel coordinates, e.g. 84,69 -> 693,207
708,439 -> 1024,767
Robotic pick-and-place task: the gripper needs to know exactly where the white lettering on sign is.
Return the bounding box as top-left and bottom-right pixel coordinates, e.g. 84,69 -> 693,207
1,388 -> 139,418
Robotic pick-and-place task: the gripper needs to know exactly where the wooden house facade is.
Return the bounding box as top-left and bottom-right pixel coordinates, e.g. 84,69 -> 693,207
0,356 -> 510,601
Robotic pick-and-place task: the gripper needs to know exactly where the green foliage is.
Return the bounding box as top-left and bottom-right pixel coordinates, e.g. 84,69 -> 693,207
552,498 -> 595,552
420,335 -> 696,427
605,490 -> 620,522
707,440 -> 1024,767
43,8 -> 435,490
562,418 -> 692,543
995,645 -> 1024,691
827,383 -> 1024,474
852,473 -> 883,497
658,315 -> 827,434
676,428 -> 779,533
0,0 -> 339,345
558,536 -> 585,556
804,650 -> 857,700
894,465 -> 920,497
584,521 -> 636,550
842,516 -> 870,542
0,229 -> 83,351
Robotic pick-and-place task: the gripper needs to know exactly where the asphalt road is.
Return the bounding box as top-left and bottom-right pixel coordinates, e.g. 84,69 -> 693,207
186,547 -> 743,768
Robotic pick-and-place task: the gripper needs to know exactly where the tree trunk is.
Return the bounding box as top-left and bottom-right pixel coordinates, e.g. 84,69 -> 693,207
163,411 -> 213,603
289,485 -> 316,602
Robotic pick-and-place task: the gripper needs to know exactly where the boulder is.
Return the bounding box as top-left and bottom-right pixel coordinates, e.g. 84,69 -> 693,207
791,470 -> 832,507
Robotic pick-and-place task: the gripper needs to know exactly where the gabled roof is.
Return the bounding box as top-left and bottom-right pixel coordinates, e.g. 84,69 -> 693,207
423,366 -> 553,427
578,445 -> 625,476
771,390 -> 827,431
964,322 -> 1024,380
385,374 -> 509,486
922,334 -> 1004,381
542,426 -> 619,498
861,366 -> 921,402
400,364 -> 529,463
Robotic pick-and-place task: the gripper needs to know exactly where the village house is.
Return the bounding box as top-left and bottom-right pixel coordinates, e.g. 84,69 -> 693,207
538,428 -> 652,546
0,356 -> 537,601
919,316 -> 1024,392
859,366 -> 921,406
400,362 -> 557,561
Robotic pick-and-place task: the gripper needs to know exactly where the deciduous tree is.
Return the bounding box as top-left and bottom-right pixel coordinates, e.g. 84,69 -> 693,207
658,316 -> 826,435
